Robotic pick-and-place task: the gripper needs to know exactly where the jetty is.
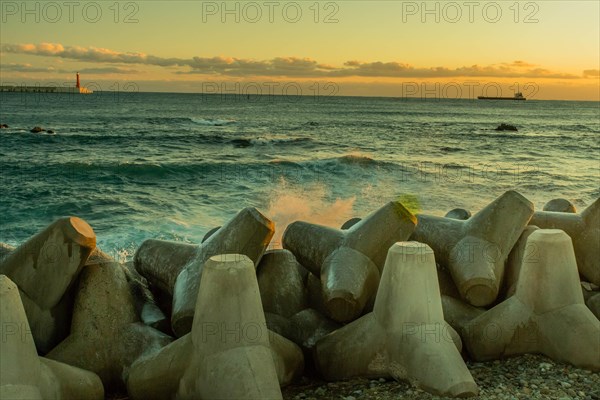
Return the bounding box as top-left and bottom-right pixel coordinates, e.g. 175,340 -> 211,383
0,72 -> 93,94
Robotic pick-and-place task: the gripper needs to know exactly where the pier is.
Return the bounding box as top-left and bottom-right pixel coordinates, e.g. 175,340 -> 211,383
0,73 -> 93,94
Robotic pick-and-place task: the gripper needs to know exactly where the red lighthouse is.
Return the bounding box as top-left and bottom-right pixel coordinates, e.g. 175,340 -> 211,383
76,72 -> 81,89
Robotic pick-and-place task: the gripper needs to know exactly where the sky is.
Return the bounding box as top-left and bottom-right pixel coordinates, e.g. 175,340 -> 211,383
1,1 -> 599,100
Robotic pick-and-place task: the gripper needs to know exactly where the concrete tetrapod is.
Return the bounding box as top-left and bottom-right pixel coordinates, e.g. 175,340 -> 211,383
314,242 -> 478,397
0,275 -> 104,400
88,248 -> 169,332
268,330 -> 305,387
289,308 -> 341,351
257,249 -> 307,318
501,225 -> 539,299
586,293 -> 600,320
127,254 -> 284,400
46,256 -> 173,392
543,198 -> 576,213
529,198 -> 599,285
411,190 -> 534,307
283,201 -> 417,322
582,283 -> 600,319
461,230 -> 600,371
0,217 -> 96,353
445,208 -> 472,220
134,207 -> 274,336
0,242 -> 14,260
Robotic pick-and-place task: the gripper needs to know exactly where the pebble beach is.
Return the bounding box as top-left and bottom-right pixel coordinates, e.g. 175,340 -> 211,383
282,355 -> 600,400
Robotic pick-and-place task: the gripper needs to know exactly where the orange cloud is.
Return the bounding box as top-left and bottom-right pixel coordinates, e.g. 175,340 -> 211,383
0,42 -> 585,80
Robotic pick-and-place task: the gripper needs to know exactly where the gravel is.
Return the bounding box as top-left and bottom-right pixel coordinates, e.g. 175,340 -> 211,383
282,354 -> 600,400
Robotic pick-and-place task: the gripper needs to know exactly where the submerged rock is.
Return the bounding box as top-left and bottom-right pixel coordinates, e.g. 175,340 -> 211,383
496,123 -> 518,131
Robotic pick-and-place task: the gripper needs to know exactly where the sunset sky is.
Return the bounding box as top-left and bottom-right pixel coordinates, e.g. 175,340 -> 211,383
1,1 -> 599,100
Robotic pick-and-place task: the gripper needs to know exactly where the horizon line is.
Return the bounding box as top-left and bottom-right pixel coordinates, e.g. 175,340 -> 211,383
1,87 -> 598,102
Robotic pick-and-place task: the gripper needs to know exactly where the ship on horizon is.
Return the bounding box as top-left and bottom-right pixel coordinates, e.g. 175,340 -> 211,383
478,92 -> 526,101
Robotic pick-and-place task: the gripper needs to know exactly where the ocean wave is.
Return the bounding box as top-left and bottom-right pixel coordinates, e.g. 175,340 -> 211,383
292,154 -> 395,172
146,117 -> 196,125
268,159 -> 303,167
337,154 -> 377,165
0,154 -> 395,185
0,128 -> 30,134
144,117 -> 237,126
439,146 -> 465,152
539,123 -> 599,133
191,118 -> 236,126
230,136 -> 313,148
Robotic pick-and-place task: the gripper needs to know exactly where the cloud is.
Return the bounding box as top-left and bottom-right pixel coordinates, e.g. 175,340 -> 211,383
502,60 -> 538,68
583,69 -> 600,78
78,67 -> 140,74
0,62 -> 140,75
0,63 -> 60,73
0,42 -> 584,80
331,61 -> 579,79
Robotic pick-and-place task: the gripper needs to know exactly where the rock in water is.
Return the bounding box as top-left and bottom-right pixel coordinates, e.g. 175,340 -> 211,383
496,123 -> 518,131
0,275 -> 104,400
30,126 -> 45,133
0,217 -> 96,353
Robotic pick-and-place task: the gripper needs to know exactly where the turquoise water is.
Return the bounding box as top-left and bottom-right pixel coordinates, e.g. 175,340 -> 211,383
1,92 -> 598,255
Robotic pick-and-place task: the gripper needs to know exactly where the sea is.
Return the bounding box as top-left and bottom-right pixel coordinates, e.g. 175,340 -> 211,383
1,92 -> 599,258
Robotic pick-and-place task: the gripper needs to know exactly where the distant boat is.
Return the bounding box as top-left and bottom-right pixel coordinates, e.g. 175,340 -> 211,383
478,92 -> 526,101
